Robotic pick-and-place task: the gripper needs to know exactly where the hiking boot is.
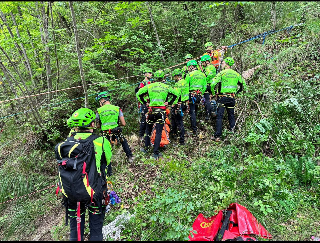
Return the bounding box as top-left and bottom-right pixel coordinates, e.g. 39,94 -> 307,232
140,148 -> 147,153
152,153 -> 163,160
192,131 -> 198,137
215,137 -> 221,142
179,142 -> 185,146
170,133 -> 177,140
128,156 -> 135,163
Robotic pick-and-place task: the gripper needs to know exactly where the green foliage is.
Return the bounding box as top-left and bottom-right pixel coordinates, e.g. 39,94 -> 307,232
127,188 -> 196,241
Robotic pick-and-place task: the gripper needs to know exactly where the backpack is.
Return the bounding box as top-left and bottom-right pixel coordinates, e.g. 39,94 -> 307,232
151,117 -> 171,148
55,134 -> 106,206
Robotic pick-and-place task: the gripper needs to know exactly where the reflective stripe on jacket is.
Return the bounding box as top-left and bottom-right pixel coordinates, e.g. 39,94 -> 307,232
211,69 -> 247,94
97,104 -> 120,130
185,70 -> 207,93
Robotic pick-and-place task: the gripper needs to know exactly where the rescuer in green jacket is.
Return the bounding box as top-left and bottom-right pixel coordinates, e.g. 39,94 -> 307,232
137,70 -> 178,159
95,91 -> 135,163
170,68 -> 189,145
200,54 -> 217,120
135,68 -> 153,143
211,57 -> 247,141
185,60 -> 207,136
65,107 -> 112,241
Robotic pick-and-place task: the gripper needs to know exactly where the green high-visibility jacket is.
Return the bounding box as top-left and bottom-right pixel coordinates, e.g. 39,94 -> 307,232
204,65 -> 217,83
137,82 -> 177,107
182,64 -> 200,78
185,70 -> 207,94
211,68 -> 247,94
71,132 -> 112,177
172,78 -> 189,104
136,78 -> 152,103
97,104 -> 120,130
182,65 -> 188,78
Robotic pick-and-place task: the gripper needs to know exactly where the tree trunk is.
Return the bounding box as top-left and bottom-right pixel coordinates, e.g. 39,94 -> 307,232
0,10 -> 25,60
39,1 -> 52,101
0,75 -> 23,122
10,12 -> 35,87
69,1 -> 88,108
220,5 -> 227,39
49,2 -> 60,96
146,2 -> 166,64
17,4 -> 43,85
271,1 -> 276,30
0,57 -> 43,128
0,45 -> 42,119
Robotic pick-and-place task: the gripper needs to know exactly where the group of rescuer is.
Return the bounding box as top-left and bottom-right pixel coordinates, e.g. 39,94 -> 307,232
133,42 -> 247,158
67,41 -> 247,164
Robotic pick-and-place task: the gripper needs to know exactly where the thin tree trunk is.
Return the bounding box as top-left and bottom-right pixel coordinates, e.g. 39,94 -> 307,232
0,58 -> 43,128
0,75 -> 24,121
39,1 -> 52,101
69,1 -> 88,107
220,5 -> 227,39
49,2 -> 60,96
10,12 -> 35,87
146,2 -> 166,64
0,67 -> 18,101
17,4 -> 43,84
271,1 -> 276,30
0,46 -> 42,118
0,10 -> 25,60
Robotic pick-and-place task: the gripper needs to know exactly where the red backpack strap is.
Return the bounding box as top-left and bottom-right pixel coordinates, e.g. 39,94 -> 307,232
77,202 -> 81,241
55,185 -> 60,197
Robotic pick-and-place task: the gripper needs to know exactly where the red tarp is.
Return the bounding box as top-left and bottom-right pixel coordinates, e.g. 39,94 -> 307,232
188,203 -> 272,241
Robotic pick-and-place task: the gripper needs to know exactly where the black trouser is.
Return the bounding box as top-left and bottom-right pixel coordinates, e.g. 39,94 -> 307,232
139,104 -> 148,137
214,96 -> 236,138
189,92 -> 201,133
145,108 -> 165,155
68,201 -> 106,241
204,87 -> 213,117
171,103 -> 186,144
103,128 -> 133,158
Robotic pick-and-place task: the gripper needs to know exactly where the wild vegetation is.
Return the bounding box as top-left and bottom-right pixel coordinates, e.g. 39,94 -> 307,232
0,1 -> 319,241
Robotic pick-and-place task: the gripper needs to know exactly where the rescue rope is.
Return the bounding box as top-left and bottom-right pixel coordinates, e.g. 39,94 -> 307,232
227,23 -> 303,49
0,60 -> 193,105
0,184 -> 56,205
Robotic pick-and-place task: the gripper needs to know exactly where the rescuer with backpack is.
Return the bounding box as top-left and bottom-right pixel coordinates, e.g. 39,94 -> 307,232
185,60 -> 207,137
55,107 -> 112,241
170,68 -> 189,145
95,91 -> 135,163
211,57 -> 247,142
137,70 -> 178,159
135,68 -> 153,143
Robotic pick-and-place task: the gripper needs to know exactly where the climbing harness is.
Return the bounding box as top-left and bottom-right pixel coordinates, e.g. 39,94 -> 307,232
218,93 -> 235,98
190,90 -> 202,104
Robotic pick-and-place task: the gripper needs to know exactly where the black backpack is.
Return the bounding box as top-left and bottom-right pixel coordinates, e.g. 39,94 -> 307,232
55,134 -> 106,206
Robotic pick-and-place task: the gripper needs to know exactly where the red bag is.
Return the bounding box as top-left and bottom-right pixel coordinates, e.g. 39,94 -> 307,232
188,211 -> 223,241
189,203 -> 272,241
